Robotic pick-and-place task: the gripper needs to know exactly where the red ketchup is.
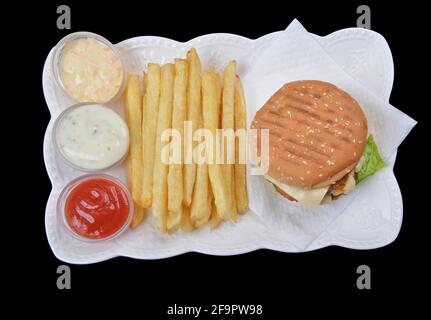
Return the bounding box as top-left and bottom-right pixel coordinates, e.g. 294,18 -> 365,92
65,178 -> 130,239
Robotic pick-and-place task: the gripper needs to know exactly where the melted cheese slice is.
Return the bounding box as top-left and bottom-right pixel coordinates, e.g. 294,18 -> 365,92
264,175 -> 329,207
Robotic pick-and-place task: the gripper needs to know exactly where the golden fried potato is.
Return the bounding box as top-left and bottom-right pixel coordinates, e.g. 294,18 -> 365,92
190,161 -> 209,227
152,64 -> 174,232
222,60 -> 237,222
124,75 -> 145,227
210,200 -> 221,230
184,48 -> 202,207
167,59 -> 189,232
142,64 -> 161,208
181,205 -> 194,232
202,69 -> 230,221
234,75 -> 249,214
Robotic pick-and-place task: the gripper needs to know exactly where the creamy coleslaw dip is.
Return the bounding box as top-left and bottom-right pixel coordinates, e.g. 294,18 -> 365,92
58,37 -> 124,103
55,104 -> 129,170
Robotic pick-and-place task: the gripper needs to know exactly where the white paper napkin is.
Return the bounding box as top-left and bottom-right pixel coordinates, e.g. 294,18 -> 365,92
243,19 -> 417,250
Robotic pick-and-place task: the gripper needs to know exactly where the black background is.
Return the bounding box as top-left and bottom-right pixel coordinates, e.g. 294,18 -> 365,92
12,0 -> 427,316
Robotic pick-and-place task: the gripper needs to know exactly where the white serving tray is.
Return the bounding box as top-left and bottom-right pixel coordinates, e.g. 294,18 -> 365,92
43,28 -> 401,264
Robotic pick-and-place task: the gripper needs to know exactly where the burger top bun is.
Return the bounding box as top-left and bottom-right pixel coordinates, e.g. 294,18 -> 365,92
251,80 -> 368,189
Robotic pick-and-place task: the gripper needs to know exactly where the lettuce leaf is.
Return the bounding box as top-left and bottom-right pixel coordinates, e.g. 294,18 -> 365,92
356,135 -> 387,184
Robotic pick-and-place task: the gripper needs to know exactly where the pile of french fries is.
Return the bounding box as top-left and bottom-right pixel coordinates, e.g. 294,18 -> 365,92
124,48 -> 248,233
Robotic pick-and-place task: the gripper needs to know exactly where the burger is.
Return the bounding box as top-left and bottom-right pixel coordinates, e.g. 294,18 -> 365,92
251,80 -> 386,206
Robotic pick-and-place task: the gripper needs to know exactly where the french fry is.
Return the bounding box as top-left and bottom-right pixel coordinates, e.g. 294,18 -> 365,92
131,206 -> 145,228
167,59 -> 188,232
190,109 -> 213,227
167,205 -> 182,233
152,64 -> 174,232
125,75 -> 143,204
181,205 -> 194,232
234,75 -> 249,213
210,199 -> 221,230
202,69 -> 230,221
190,161 -> 209,227
184,48 -> 202,206
231,168 -> 237,219
144,73 -> 148,89
201,179 -> 214,228
222,60 -> 237,222
126,154 -> 146,228
124,75 -> 145,227
142,63 -> 161,208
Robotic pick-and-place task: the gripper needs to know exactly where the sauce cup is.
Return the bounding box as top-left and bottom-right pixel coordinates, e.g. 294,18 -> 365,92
53,103 -> 129,172
57,174 -> 134,242
52,31 -> 126,104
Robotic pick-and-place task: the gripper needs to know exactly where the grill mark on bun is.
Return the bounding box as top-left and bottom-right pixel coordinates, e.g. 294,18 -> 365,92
268,130 -> 282,138
268,109 -> 281,116
279,154 -> 302,166
260,117 -> 287,129
279,146 -> 303,159
340,136 -> 350,143
325,108 -> 336,114
284,94 -> 312,106
281,139 -> 329,163
292,142 -> 331,158
284,104 -> 321,119
280,112 -> 355,145
262,110 -> 353,149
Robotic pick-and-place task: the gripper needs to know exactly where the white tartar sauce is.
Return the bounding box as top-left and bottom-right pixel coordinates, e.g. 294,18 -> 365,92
56,104 -> 129,170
